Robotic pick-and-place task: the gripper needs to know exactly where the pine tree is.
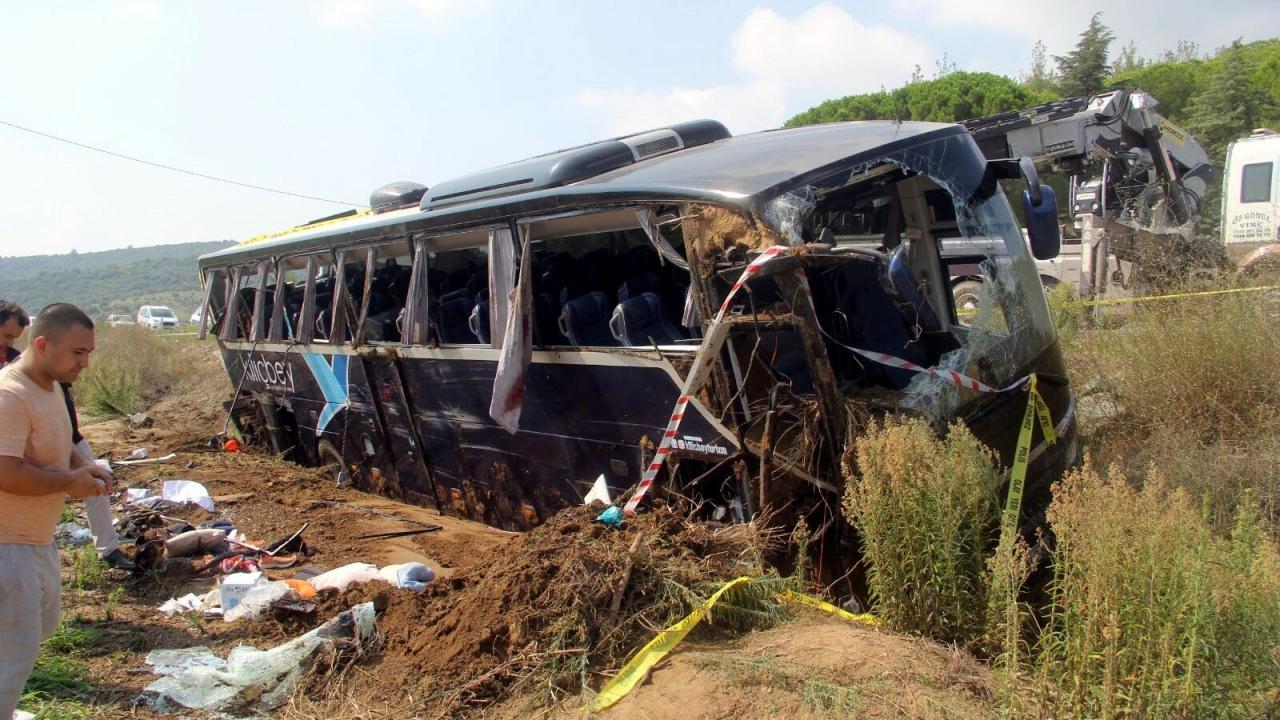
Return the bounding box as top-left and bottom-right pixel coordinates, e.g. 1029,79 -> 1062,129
1054,13 -> 1115,97
1184,41 -> 1272,160
1183,41 -> 1278,235
1021,41 -> 1058,95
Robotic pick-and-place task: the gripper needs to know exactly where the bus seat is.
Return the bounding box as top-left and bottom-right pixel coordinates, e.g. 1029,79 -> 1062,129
558,291 -> 617,347
437,288 -> 477,344
617,272 -> 662,302
887,245 -> 941,332
609,292 -> 682,346
469,296 -> 491,344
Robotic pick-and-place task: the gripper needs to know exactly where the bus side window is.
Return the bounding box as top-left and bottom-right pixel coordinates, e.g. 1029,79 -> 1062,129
428,246 -> 489,345
524,216 -> 689,349
361,240 -> 414,344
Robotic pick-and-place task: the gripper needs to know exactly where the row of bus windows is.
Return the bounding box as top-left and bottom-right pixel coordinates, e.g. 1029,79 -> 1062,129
207,220 -> 697,349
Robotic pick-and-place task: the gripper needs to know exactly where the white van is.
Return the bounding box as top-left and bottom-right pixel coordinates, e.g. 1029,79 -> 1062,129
1222,129 -> 1280,275
137,305 -> 179,330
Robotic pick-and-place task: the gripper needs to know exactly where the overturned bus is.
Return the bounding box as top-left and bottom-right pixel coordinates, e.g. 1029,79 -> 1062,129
196,119 -> 1079,566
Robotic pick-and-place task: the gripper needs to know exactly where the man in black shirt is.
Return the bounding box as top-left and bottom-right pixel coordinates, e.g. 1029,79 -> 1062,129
0,302 -> 134,571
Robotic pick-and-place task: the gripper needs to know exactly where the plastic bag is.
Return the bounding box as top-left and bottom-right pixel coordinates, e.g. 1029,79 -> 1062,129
144,602 -> 376,713
223,580 -> 298,622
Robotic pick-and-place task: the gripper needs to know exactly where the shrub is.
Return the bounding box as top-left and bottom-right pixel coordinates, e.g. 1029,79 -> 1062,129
1026,460 -> 1280,718
842,418 -> 1001,647
1045,281 -> 1084,345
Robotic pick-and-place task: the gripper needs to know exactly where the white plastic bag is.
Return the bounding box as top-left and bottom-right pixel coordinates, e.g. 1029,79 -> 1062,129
162,479 -> 215,512
223,581 -> 298,622
145,602 -> 376,713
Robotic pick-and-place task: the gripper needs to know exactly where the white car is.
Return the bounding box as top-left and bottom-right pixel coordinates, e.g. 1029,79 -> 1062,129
190,307 -> 203,325
137,305 -> 179,330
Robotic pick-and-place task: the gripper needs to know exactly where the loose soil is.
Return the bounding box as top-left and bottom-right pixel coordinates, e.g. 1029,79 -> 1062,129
49,341 -> 995,719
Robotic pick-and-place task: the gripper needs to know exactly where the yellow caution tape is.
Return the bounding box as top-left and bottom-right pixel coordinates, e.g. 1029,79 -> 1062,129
589,576 -> 751,712
592,376 -> 1059,713
779,590 -> 881,627
999,374 -> 1055,543
1080,283 -> 1280,307
589,579 -> 884,713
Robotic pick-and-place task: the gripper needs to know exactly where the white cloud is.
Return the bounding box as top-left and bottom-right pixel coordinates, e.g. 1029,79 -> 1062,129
115,1 -> 160,19
576,4 -> 931,136
891,0 -> 1280,64
317,0 -> 487,29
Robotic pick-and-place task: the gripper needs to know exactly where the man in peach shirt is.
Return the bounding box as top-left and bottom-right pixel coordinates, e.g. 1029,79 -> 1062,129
0,304 -> 112,720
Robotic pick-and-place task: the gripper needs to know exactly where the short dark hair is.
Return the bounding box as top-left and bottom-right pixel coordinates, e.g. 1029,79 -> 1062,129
0,301 -> 30,328
32,303 -> 94,341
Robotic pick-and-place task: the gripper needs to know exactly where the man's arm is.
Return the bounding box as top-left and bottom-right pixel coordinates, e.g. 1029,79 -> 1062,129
0,456 -> 108,499
69,442 -> 112,491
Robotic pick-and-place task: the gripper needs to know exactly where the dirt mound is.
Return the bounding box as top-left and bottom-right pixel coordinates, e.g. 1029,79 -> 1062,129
579,616 -> 994,720
372,504 -> 777,714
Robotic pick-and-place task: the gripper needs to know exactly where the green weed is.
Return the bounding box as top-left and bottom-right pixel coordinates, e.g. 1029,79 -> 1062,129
67,546 -> 105,591
1021,461 -> 1280,718
842,418 -> 1001,648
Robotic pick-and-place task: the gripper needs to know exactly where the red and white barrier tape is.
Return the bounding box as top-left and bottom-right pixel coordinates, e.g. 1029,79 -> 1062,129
622,247 -> 1032,515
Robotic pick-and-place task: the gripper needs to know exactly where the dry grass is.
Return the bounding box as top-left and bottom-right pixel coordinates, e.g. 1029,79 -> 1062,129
1069,289 -> 1280,529
78,325 -> 189,416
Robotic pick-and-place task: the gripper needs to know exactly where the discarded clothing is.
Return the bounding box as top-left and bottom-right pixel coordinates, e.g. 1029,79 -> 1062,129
309,562 -> 383,592
379,562 -> 435,591
164,528 -> 228,558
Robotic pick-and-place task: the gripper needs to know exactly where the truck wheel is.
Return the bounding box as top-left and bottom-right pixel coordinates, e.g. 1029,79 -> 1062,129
953,280 -> 984,323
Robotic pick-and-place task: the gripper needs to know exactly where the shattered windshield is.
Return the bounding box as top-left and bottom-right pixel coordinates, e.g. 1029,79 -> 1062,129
765,130 -> 1055,418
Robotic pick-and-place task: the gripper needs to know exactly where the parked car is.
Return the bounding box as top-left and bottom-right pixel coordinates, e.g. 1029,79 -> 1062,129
137,305 -> 179,330
190,307 -> 203,325
106,314 -> 134,327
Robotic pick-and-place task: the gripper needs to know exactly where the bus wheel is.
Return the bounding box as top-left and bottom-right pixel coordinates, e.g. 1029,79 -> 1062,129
318,440 -> 347,486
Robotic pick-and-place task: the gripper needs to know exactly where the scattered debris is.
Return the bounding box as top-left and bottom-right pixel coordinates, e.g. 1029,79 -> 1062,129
161,479 -> 215,512
127,412 -> 153,428
157,591 -> 220,617
584,473 -> 612,505
116,452 -> 178,466
143,602 -> 376,713
354,526 -> 441,541
127,447 -> 149,460
55,522 -> 93,546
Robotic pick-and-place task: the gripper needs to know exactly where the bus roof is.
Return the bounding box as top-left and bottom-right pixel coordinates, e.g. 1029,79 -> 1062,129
199,120 -> 959,268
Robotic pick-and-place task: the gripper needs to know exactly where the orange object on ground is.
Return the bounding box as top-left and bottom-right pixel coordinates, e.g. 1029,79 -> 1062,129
282,578 -> 317,600
224,438 -> 240,452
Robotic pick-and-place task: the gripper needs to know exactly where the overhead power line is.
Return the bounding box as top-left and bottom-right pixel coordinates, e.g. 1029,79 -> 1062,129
0,118 -> 366,207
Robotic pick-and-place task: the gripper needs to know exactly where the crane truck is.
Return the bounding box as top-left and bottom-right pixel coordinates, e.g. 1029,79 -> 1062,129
949,88 -> 1224,307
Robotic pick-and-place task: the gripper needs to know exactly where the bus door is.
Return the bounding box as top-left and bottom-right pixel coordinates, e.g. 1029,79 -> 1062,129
360,350 -> 445,510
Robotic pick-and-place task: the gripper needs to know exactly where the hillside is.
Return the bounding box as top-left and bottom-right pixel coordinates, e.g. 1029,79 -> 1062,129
0,240 -> 233,320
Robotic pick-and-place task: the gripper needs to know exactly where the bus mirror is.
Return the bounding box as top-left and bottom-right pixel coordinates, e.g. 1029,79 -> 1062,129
1012,158 -> 1061,260
1023,184 -> 1061,260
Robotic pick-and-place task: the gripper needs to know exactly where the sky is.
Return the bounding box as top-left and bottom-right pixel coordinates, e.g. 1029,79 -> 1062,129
1,0 -> 1276,257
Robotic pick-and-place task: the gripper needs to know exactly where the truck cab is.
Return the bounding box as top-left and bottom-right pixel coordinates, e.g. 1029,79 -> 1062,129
1222,129 -> 1280,276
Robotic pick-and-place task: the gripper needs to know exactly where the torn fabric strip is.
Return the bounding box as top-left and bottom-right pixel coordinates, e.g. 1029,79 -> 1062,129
489,226 -> 534,434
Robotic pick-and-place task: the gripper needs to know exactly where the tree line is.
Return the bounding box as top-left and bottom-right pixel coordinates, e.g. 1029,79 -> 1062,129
785,16 -> 1280,233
